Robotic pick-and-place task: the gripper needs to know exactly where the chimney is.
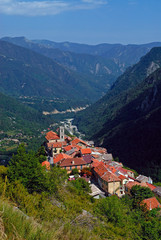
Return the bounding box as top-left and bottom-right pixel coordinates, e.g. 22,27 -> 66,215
150,200 -> 152,210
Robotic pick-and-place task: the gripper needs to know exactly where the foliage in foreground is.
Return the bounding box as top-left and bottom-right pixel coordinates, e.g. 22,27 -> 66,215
1,145 -> 161,239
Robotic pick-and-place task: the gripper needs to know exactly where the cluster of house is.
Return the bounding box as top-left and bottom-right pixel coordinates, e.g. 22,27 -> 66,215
42,127 -> 161,211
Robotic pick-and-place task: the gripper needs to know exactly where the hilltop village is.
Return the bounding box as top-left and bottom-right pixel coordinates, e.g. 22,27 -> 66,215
42,126 -> 161,211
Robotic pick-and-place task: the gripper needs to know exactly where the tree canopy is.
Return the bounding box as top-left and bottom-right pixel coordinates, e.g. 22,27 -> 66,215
130,185 -> 154,203
7,144 -> 67,194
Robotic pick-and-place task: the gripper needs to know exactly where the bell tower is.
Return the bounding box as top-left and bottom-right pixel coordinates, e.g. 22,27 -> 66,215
59,126 -> 64,142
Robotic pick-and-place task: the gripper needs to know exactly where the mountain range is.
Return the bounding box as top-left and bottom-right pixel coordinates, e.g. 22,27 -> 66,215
2,37 -> 161,102
0,40 -> 104,101
74,47 -> 161,180
32,38 -> 161,67
1,37 -> 123,99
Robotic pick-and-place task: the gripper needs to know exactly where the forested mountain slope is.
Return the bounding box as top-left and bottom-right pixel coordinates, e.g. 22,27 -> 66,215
0,40 -> 106,101
93,68 -> 161,180
74,47 -> 161,137
2,37 -> 122,96
74,48 -> 161,180
3,37 -> 161,98
0,91 -> 50,134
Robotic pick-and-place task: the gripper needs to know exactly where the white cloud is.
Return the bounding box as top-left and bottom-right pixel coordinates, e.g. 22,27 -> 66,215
0,0 -> 108,16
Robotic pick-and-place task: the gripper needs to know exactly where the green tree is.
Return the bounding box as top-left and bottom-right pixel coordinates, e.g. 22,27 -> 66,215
71,168 -> 79,175
36,145 -> 47,164
130,185 -> 154,203
49,166 -> 67,186
94,195 -> 129,226
7,144 -> 51,193
69,178 -> 91,194
142,219 -> 161,240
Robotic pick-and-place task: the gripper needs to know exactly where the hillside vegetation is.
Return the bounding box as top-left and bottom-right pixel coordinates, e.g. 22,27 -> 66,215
0,145 -> 161,239
0,92 -> 50,134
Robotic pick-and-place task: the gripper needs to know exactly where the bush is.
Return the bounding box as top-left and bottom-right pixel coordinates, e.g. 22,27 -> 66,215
69,178 -> 91,194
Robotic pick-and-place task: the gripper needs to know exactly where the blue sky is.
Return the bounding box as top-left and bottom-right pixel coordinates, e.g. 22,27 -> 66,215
0,0 -> 161,44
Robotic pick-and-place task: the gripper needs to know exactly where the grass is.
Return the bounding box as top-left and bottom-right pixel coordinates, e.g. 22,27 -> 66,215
0,199 -> 101,240
0,200 -> 50,240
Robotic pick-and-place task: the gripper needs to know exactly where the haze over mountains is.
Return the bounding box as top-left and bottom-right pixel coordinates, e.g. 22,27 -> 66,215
2,37 -> 161,101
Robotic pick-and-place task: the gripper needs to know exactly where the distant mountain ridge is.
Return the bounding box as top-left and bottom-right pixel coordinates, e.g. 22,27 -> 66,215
0,40 -> 108,101
32,38 -> 161,67
1,37 -> 123,96
2,37 -> 161,99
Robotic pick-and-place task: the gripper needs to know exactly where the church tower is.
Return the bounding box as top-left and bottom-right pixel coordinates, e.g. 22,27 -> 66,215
59,126 -> 64,142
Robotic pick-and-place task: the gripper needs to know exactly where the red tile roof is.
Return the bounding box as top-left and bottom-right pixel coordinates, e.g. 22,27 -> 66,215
83,155 -> 93,164
80,148 -> 92,155
71,138 -> 88,147
115,166 -> 134,176
64,145 -> 73,152
45,131 -> 60,141
59,158 -> 86,167
95,147 -> 107,153
118,174 -> 127,180
102,171 -> 121,183
141,197 -> 161,210
126,181 -> 148,190
91,159 -> 100,168
52,142 -> 63,148
42,161 -> 50,170
94,162 -> 120,182
146,183 -> 156,191
53,153 -> 72,164
91,154 -> 101,159
94,162 -> 108,177
108,166 -> 117,173
47,142 -> 53,149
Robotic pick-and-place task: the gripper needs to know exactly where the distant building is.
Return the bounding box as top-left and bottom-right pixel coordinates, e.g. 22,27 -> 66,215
153,186 -> 161,198
141,197 -> 161,210
136,175 -> 153,184
93,162 -> 121,197
58,157 -> 88,173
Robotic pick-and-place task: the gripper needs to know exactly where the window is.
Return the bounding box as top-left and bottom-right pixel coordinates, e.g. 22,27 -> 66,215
70,166 -> 72,170
81,165 -> 82,170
